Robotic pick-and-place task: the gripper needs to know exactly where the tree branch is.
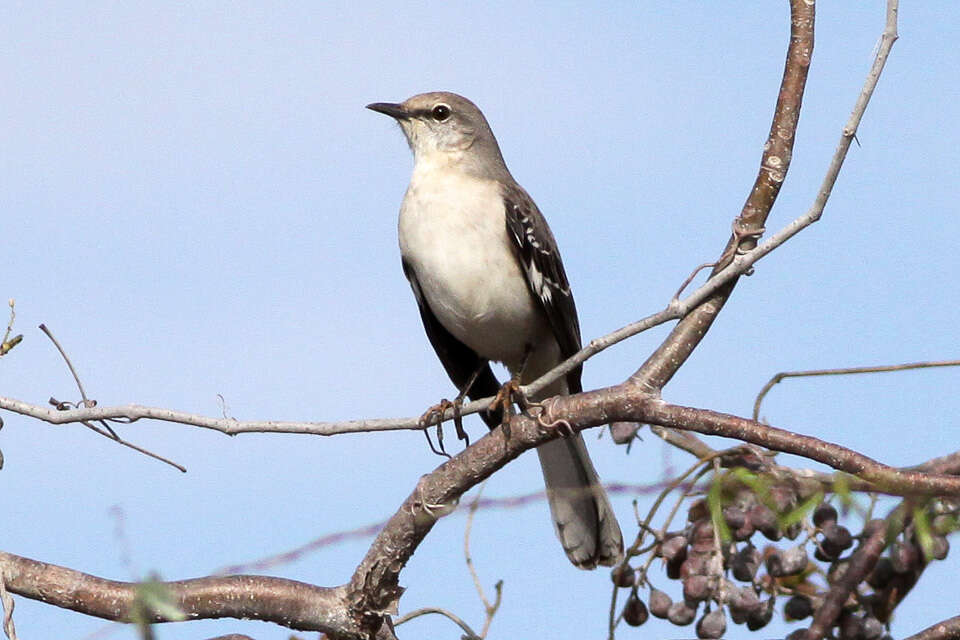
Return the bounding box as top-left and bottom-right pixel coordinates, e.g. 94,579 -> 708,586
0,552 -> 362,638
629,0 -> 814,394
904,615 -> 960,640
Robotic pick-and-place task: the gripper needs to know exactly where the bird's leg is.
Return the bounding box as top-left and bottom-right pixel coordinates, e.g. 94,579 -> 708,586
490,346 -> 536,433
448,364 -> 487,444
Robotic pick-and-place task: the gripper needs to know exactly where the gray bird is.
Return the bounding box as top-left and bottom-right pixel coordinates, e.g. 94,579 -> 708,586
368,92 -> 623,569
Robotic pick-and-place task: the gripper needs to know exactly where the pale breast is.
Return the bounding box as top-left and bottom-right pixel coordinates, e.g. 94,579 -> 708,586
398,171 -> 547,368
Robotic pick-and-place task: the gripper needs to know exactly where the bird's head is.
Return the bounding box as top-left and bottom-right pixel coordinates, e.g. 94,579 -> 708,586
367,92 -> 508,177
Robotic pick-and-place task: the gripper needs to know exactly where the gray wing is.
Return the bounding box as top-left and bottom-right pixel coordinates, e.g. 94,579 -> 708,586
502,184 -> 583,394
402,258 -> 504,429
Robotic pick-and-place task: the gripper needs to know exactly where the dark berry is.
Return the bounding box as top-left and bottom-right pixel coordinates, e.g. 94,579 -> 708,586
821,522 -> 854,558
648,587 -> 672,619
666,555 -> 683,580
890,540 -> 920,573
784,594 -> 813,620
728,586 -> 761,624
862,616 -> 885,640
766,545 -> 808,577
611,563 -> 635,588
750,504 -> 780,540
622,592 -> 649,627
746,596 -> 775,631
723,506 -> 747,530
731,545 -> 761,582
696,607 -> 726,639
660,534 -> 688,562
667,601 -> 697,626
813,502 -> 838,527
683,574 -> 711,605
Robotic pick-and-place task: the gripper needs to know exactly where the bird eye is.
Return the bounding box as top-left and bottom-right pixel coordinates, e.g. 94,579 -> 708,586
431,104 -> 451,121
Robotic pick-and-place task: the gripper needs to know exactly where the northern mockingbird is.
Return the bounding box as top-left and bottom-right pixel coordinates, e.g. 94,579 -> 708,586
368,91 -> 623,569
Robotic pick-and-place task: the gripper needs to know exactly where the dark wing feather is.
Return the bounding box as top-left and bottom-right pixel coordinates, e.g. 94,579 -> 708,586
502,184 -> 583,394
402,258 -> 504,428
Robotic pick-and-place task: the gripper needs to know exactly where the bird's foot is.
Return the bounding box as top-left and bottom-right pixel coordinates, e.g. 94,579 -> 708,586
418,396 -> 470,458
488,378 -> 531,438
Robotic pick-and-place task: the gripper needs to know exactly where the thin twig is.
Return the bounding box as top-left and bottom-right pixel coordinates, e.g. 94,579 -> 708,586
672,262 -> 717,301
753,359 -> 960,421
1,301 -> 14,346
39,324 -> 93,407
393,607 -> 480,639
464,481 -> 492,612
0,300 -> 21,357
79,420 -> 186,472
37,328 -> 187,472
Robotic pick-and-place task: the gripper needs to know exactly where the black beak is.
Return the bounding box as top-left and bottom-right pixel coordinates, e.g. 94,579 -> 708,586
366,102 -> 409,120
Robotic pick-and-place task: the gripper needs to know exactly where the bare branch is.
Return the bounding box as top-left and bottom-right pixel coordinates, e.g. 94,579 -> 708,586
39,324 -> 93,407
394,607 -> 480,639
753,359 -> 959,421
904,615 -> 960,640
629,0 -> 815,394
0,552 -> 359,638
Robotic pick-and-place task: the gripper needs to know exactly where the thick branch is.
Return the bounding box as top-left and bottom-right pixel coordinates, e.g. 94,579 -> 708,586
0,552 -> 360,638
550,388 -> 960,496
630,0 -> 814,392
904,616 -> 960,640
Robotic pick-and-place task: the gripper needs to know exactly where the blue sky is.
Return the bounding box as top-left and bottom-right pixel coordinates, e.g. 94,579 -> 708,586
2,2 -> 958,638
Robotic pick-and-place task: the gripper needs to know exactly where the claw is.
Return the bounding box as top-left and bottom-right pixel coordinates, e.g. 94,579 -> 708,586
535,399 -> 575,438
418,395 -> 474,458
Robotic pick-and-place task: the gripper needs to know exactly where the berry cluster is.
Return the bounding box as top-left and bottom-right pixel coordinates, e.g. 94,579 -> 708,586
613,474 -> 957,639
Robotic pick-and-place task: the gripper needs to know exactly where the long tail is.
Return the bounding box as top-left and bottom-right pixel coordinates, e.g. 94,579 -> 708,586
536,435 -> 623,569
